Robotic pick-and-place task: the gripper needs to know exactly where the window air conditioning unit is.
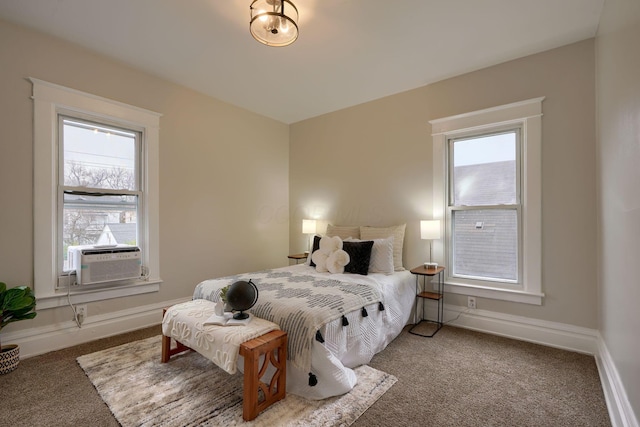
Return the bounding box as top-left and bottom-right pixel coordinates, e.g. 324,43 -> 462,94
70,245 -> 142,285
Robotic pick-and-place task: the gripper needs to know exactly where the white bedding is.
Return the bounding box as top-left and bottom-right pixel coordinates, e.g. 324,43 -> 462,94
193,264 -> 415,400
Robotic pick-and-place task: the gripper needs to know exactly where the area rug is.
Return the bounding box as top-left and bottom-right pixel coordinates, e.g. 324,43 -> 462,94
77,335 -> 397,426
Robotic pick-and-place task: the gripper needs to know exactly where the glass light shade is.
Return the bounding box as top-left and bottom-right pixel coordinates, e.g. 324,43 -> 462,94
302,219 -> 316,234
250,0 -> 299,47
421,220 -> 441,240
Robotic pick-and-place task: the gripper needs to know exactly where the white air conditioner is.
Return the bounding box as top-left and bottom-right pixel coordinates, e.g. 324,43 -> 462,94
71,245 -> 142,285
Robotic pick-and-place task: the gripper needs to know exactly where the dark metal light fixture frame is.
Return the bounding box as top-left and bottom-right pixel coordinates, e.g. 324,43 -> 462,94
250,0 -> 299,47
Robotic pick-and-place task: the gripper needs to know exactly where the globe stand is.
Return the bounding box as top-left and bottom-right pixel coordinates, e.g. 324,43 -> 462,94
233,311 -> 250,320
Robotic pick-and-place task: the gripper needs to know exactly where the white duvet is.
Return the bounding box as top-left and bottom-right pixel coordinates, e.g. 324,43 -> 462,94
194,264 -> 415,400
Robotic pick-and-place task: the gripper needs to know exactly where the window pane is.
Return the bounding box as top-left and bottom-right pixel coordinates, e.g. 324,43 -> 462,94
452,209 -> 517,281
62,193 -> 137,270
452,132 -> 517,206
62,119 -> 137,191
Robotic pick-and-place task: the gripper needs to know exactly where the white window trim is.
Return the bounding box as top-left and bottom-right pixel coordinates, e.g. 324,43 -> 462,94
30,78 -> 162,309
430,97 -> 544,305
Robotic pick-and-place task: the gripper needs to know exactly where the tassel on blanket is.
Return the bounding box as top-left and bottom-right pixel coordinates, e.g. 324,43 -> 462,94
315,330 -> 325,343
309,372 -> 318,387
378,302 -> 385,311
342,315 -> 349,326
361,307 -> 368,317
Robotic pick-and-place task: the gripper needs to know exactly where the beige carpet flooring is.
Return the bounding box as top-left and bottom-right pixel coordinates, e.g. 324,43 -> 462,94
0,325 -> 611,427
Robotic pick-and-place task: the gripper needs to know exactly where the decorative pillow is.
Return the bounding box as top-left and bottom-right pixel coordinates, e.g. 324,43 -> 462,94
306,235 -> 322,267
326,249 -> 350,274
360,224 -> 406,271
326,224 -> 361,240
311,236 -> 350,274
346,237 -> 394,275
342,240 -> 374,275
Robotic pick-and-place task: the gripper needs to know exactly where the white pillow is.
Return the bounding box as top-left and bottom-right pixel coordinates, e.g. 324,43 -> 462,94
305,235 -> 322,266
346,236 -> 395,275
360,224 -> 406,271
326,224 -> 360,240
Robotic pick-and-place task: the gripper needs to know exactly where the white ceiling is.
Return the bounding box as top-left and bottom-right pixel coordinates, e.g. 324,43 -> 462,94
0,0 -> 604,124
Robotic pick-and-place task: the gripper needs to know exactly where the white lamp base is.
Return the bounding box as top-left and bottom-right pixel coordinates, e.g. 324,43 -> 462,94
424,262 -> 438,269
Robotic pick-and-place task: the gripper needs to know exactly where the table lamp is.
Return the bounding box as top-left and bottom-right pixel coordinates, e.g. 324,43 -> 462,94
421,220 -> 441,269
302,219 -> 317,253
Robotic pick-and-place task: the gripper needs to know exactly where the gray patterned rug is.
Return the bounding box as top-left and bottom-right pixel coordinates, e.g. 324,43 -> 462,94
77,335 -> 397,427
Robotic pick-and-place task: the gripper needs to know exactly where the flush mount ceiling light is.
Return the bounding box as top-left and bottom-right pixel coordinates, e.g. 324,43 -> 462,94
250,0 -> 299,47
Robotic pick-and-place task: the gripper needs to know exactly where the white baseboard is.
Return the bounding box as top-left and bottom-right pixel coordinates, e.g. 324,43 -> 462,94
595,334 -> 639,427
423,303 -> 599,354
2,297 -> 190,359
426,304 -> 636,427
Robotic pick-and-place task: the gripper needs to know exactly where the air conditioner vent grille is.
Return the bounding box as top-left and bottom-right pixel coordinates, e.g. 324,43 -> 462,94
70,245 -> 142,285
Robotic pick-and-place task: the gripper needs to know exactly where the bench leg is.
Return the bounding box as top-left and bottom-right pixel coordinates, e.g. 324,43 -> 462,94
239,330 -> 287,421
161,307 -> 192,362
161,334 -> 192,363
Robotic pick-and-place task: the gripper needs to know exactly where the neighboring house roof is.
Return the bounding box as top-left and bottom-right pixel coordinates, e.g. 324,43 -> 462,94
452,161 -> 517,281
454,160 -> 516,206
98,223 -> 137,245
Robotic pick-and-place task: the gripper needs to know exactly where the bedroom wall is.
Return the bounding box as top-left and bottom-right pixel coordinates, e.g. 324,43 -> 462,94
289,40 -> 598,329
596,0 -> 640,418
0,19 -> 289,338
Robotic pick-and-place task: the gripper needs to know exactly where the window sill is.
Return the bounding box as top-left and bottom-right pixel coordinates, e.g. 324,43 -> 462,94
36,278 -> 163,310
444,280 -> 543,305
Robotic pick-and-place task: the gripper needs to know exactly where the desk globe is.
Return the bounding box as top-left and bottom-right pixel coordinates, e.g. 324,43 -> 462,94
226,279 -> 259,320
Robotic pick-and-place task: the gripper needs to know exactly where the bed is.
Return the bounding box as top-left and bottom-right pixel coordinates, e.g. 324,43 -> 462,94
193,229 -> 415,399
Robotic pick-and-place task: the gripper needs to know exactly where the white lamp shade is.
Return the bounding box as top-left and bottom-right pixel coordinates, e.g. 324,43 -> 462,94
302,219 -> 317,234
420,220 -> 441,240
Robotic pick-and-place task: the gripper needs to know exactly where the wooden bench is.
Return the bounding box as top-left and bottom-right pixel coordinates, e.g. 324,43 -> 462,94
161,306 -> 287,421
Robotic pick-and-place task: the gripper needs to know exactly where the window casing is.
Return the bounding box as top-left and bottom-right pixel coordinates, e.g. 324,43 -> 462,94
31,78 -> 162,309
430,98 -> 544,305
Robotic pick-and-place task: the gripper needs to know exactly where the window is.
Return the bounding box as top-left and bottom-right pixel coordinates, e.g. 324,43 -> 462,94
449,129 -> 520,283
31,78 -> 162,309
430,98 -> 544,305
60,117 -> 141,273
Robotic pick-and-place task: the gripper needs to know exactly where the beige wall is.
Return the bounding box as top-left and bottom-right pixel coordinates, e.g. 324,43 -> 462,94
0,19 -> 289,333
290,40 -> 598,328
596,0 -> 640,416
0,11 -> 607,356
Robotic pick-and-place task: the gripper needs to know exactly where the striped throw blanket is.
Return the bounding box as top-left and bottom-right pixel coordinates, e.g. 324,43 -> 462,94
193,268 -> 382,373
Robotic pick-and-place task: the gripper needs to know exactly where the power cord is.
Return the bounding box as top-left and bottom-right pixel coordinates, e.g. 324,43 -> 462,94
444,307 -> 473,326
66,270 -> 82,328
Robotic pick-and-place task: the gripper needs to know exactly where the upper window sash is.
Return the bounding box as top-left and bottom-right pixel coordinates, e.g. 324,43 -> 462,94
448,128 -> 522,208
59,115 -> 142,192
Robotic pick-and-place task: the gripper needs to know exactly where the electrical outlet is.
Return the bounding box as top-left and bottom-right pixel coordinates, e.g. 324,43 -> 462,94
75,304 -> 87,325
467,296 -> 477,309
